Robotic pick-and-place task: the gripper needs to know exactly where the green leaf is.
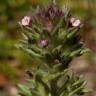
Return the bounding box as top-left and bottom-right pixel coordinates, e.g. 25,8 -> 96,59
36,81 -> 49,96
22,47 -> 43,58
43,69 -> 69,82
72,77 -> 84,87
18,84 -> 31,96
70,48 -> 82,57
16,44 -> 43,58
80,48 -> 90,54
82,88 -> 92,93
68,81 -> 87,96
23,30 -> 40,40
67,28 -> 79,39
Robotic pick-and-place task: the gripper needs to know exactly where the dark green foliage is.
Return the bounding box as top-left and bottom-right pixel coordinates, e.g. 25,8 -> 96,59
17,0 -> 90,96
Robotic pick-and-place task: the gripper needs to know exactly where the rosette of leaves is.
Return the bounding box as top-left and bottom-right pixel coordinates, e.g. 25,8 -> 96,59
16,0 -> 90,96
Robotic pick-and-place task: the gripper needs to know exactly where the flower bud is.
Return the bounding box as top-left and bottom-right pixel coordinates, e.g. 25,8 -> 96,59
54,59 -> 60,64
39,39 -> 49,48
44,20 -> 53,32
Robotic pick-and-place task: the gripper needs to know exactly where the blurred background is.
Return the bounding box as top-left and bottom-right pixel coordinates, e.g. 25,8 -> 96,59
0,0 -> 96,96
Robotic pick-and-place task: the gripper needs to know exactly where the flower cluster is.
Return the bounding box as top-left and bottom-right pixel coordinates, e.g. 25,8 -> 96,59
18,2 -> 84,66
20,4 -> 81,29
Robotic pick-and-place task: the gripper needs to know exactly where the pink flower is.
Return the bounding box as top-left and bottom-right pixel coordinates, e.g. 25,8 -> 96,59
70,17 -> 81,27
20,16 -> 32,26
72,19 -> 81,27
39,39 -> 49,48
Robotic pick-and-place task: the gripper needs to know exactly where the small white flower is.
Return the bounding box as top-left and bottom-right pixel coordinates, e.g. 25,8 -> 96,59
72,19 -> 81,27
70,17 -> 81,27
20,16 -> 31,26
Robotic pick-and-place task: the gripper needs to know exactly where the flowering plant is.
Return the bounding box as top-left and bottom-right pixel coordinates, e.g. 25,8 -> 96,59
16,1 -> 90,96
